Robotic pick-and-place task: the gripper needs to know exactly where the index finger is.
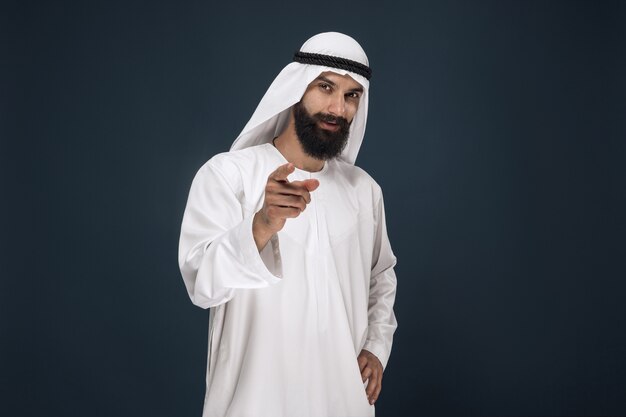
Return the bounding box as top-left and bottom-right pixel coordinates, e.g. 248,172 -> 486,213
366,371 -> 379,398
269,163 -> 295,182
368,373 -> 382,404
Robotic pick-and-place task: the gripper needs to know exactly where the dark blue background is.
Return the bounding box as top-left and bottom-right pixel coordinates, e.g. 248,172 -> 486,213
2,1 -> 625,416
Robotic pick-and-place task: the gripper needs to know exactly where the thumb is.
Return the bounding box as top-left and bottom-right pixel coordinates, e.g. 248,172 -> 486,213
303,179 -> 320,192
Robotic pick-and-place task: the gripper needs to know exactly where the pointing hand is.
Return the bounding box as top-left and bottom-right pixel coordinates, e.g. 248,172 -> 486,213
252,163 -> 319,250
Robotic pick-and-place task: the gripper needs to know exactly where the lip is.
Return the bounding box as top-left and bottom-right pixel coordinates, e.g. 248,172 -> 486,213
319,121 -> 340,131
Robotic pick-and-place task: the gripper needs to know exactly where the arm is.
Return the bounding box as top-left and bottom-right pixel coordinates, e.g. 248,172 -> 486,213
358,191 -> 398,404
362,191 -> 398,368
178,161 -> 282,309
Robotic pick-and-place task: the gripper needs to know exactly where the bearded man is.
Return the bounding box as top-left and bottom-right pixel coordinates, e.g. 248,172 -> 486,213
178,32 -> 398,417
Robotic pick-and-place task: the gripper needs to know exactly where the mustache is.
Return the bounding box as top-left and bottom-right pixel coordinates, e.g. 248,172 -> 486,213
313,112 -> 350,128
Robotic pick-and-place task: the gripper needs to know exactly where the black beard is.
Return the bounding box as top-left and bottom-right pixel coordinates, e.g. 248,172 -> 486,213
293,101 -> 351,161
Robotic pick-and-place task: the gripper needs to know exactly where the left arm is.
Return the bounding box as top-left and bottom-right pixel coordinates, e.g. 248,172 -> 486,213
359,191 -> 398,404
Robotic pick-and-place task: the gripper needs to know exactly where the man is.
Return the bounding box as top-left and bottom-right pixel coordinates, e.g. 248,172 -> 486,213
179,32 -> 397,417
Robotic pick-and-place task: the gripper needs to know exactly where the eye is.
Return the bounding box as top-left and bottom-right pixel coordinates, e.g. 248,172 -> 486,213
346,92 -> 361,100
319,83 -> 332,91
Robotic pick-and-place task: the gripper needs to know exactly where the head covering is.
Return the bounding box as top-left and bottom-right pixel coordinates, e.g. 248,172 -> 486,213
230,32 -> 370,165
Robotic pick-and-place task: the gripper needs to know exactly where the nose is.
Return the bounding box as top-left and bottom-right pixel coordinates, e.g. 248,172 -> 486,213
327,93 -> 346,118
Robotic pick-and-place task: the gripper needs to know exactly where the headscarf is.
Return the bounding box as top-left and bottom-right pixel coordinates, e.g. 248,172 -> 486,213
230,32 -> 371,165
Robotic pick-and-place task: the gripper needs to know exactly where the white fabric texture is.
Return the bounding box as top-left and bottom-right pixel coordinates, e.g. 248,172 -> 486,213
178,32 -> 397,417
179,144 -> 397,417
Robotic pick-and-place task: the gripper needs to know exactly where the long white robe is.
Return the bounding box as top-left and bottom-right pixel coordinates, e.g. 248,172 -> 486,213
179,143 -> 397,417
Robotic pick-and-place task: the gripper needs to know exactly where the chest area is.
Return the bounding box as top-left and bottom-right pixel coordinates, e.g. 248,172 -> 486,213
279,180 -> 375,251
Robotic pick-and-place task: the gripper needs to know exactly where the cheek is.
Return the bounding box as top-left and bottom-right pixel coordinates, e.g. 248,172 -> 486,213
301,91 -> 326,112
346,103 -> 359,121
302,102 -> 323,118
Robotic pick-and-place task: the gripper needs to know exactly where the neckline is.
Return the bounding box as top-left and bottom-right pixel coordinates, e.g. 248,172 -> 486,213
265,143 -> 329,177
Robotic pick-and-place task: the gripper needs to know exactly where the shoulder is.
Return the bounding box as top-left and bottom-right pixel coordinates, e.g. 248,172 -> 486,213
196,144 -> 276,192
332,158 -> 383,196
201,145 -> 269,175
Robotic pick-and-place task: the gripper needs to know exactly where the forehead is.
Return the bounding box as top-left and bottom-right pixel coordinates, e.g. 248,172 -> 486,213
309,71 -> 363,90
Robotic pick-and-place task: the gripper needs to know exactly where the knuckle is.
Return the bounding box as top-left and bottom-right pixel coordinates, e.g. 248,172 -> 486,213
292,197 -> 304,209
291,184 -> 305,196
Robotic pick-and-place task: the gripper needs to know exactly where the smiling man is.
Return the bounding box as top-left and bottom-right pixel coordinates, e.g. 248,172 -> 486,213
179,32 -> 397,417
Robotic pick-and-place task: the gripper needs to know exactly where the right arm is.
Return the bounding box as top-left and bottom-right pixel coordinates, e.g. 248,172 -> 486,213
178,161 -> 318,309
178,162 -> 282,309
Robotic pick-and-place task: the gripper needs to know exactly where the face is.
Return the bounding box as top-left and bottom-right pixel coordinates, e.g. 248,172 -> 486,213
293,71 -> 364,160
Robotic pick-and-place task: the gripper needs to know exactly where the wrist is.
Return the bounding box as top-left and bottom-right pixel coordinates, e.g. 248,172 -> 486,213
252,211 -> 275,251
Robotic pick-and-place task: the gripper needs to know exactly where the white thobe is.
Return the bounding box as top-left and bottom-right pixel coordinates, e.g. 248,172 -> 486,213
179,143 -> 397,417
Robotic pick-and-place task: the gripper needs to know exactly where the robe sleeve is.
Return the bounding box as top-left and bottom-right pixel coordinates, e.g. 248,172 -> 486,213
362,191 -> 398,370
178,161 -> 283,309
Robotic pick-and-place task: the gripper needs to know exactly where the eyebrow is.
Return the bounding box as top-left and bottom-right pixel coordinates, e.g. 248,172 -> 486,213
315,75 -> 364,94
